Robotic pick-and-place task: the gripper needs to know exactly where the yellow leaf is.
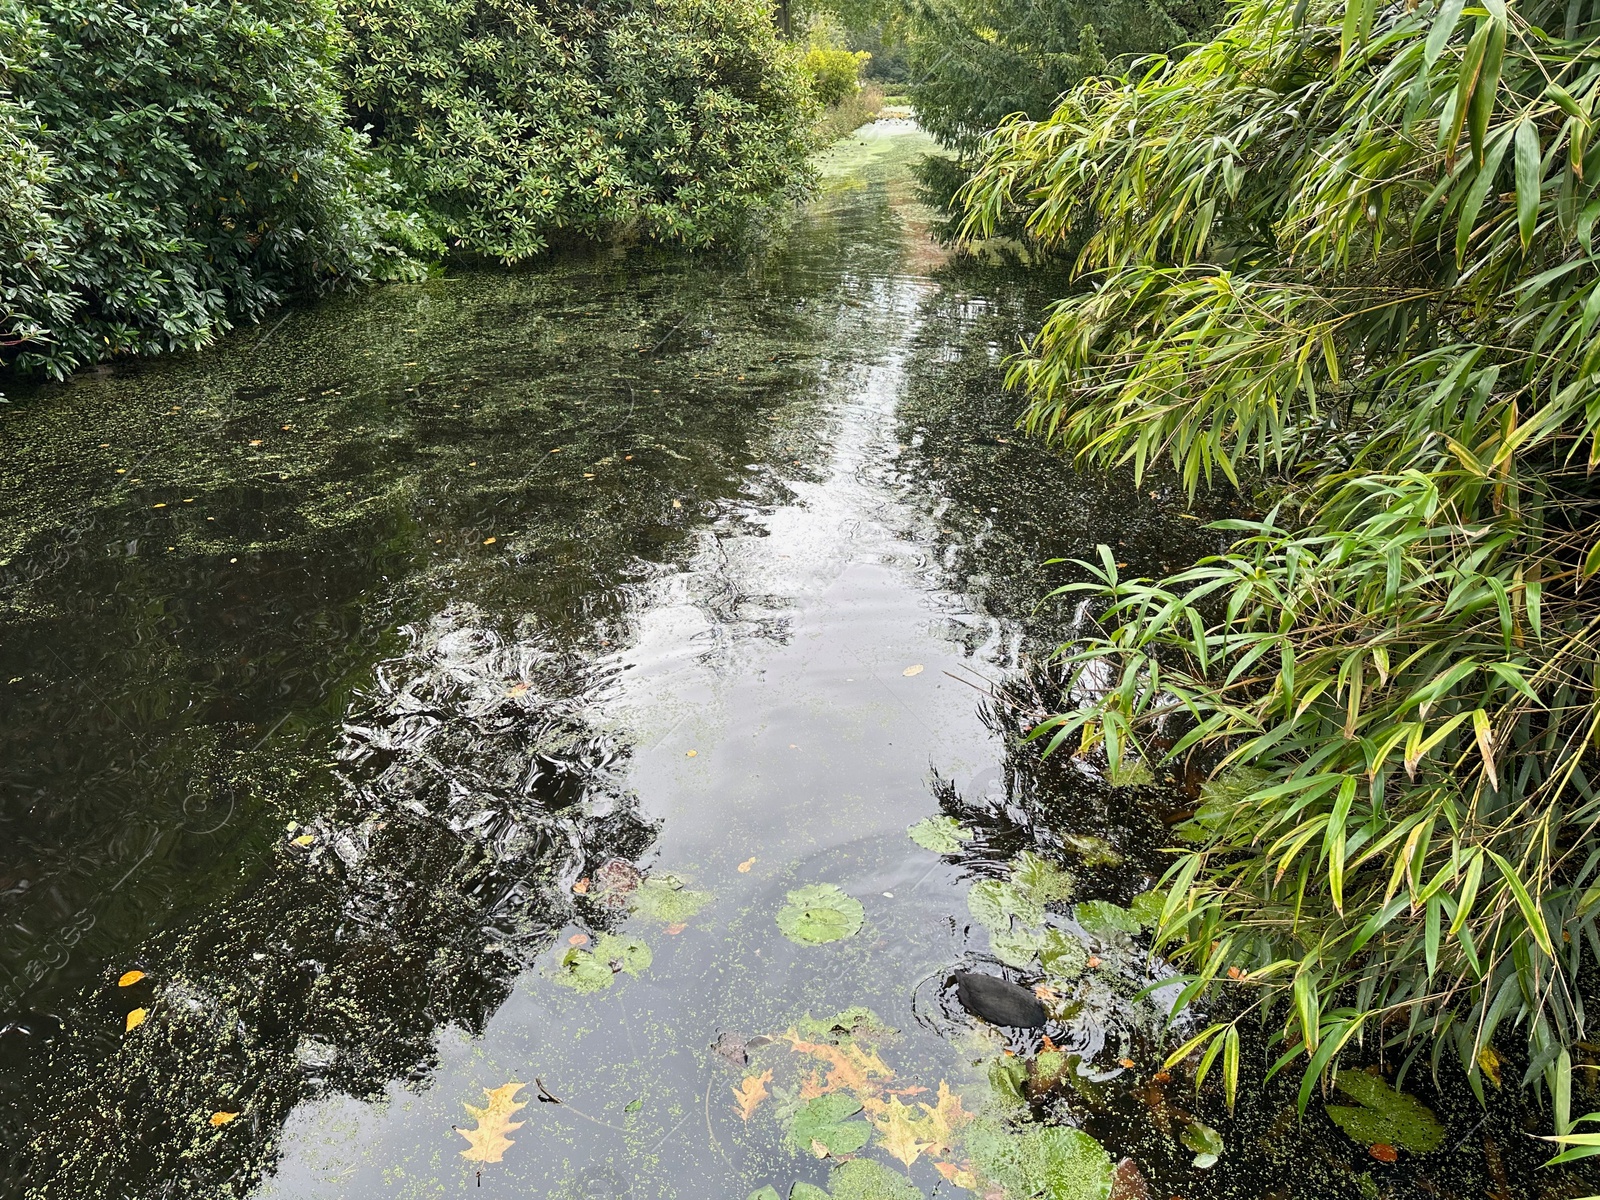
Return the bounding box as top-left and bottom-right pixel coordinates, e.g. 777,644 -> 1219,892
125,1008 -> 147,1032
732,1069 -> 773,1121
1478,1044 -> 1503,1088
902,664 -> 924,676
872,1095 -> 933,1169
482,537 -> 497,545
916,1081 -> 972,1155
117,970 -> 145,987
292,834 -> 314,847
209,1111 -> 239,1127
737,857 -> 756,873
458,1082 -> 527,1163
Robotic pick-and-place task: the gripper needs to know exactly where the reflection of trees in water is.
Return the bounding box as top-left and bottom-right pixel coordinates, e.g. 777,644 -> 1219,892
26,605 -> 657,1196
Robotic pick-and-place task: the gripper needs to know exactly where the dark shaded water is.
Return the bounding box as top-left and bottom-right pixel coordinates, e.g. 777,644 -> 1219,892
0,125 -> 1591,1200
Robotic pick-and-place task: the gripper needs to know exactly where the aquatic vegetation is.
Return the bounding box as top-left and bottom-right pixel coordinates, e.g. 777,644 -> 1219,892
963,0 -> 1600,1116
551,933 -> 653,992
791,1094 -> 873,1156
777,883 -> 866,944
963,1119 -> 1114,1200
1324,1072 -> 1444,1156
632,873 -> 713,923
1073,901 -> 1141,941
907,815 -> 973,854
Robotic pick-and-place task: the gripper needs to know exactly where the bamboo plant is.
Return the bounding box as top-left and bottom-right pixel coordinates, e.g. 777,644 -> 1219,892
961,0 -> 1600,1125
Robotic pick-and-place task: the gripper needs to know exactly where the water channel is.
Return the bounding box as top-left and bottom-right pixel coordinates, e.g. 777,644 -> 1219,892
0,123 -> 1586,1200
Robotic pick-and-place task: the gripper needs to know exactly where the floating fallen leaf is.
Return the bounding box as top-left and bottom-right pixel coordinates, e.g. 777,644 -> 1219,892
117,970 -> 145,987
248,440 -> 263,446
672,499 -> 682,508
125,1008 -> 147,1032
209,1111 -> 239,1127
292,833 -> 314,847
1033,983 -> 1060,1003
733,1070 -> 774,1121
482,537 -> 497,545
916,1081 -> 972,1154
152,502 -> 166,508
572,878 -> 590,894
1369,1143 -> 1398,1164
1087,956 -> 1102,968
567,934 -> 589,946
872,1095 -> 933,1168
1325,1071 -> 1443,1154
506,683 -> 530,697
458,1082 -> 527,1163
1118,1057 -> 1137,1069
902,664 -> 924,676
664,922 -> 687,935
737,857 -> 756,873
685,749 -> 697,757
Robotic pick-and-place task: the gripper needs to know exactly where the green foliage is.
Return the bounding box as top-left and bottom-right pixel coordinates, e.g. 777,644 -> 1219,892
1325,1072 -> 1444,1154
0,0 -> 419,382
340,0 -> 815,262
962,0 -> 1600,1119
906,0 -> 1222,154
1074,900 -> 1140,939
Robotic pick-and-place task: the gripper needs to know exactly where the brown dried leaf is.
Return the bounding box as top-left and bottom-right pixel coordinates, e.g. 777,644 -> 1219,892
916,1081 -> 972,1155
733,1070 -> 774,1121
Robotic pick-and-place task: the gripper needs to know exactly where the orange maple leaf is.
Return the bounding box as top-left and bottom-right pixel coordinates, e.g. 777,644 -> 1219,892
732,1070 -> 773,1121
458,1082 -> 527,1163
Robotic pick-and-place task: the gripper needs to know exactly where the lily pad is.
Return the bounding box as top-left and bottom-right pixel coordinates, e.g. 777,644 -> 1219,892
795,1007 -> 891,1043
828,1158 -> 923,1200
1012,850 -> 1075,904
907,815 -> 973,854
990,923 -> 1047,969
1128,889 -> 1165,930
1075,900 -> 1142,939
1041,928 -> 1089,981
1181,1120 -> 1224,1169
1326,1071 -> 1444,1154
1107,759 -> 1153,787
748,1190 -> 781,1200
1061,832 -> 1123,867
968,879 -> 1044,932
789,1093 -> 871,1156
789,1185 -> 831,1200
633,874 -> 711,923
551,933 -> 652,992
777,884 -> 865,944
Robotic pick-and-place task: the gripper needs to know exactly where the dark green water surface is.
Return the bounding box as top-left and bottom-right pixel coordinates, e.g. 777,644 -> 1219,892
0,125 -> 1586,1200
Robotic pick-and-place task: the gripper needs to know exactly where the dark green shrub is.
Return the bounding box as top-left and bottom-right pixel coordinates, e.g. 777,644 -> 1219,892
0,0 -> 422,382
340,0 -> 815,262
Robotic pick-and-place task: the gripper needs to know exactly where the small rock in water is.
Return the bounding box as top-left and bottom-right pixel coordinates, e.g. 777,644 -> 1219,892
953,971 -> 1046,1027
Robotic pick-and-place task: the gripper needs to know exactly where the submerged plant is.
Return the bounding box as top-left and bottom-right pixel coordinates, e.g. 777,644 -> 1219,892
962,0 -> 1600,1123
